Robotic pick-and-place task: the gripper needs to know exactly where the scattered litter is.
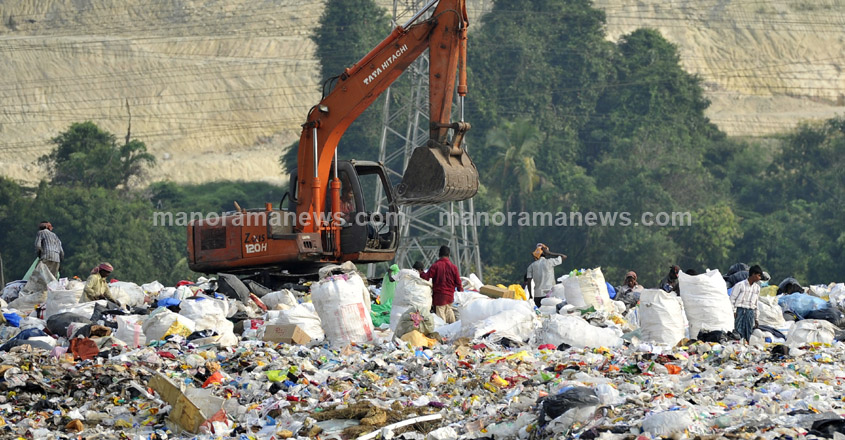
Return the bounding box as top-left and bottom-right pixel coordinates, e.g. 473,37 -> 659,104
1,267 -> 844,439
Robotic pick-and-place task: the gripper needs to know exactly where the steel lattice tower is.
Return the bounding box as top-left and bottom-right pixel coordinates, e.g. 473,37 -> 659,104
368,0 -> 482,279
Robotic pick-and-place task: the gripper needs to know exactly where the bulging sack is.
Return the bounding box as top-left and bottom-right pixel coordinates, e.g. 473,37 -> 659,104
390,270 -> 433,332
311,272 -> 374,346
638,289 -> 686,346
265,303 -> 324,341
786,319 -> 837,346
142,308 -> 196,341
538,314 -> 622,348
679,270 -> 734,338
562,268 -> 612,311
757,295 -> 786,328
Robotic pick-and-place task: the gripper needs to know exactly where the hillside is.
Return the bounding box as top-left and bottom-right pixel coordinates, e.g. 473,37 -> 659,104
1,0 -> 843,186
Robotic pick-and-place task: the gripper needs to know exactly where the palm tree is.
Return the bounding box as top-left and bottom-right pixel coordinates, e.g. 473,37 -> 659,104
485,118 -> 544,212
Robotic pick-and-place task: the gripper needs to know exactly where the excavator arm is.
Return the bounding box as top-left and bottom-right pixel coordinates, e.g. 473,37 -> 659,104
186,0 -> 478,277
295,0 -> 478,238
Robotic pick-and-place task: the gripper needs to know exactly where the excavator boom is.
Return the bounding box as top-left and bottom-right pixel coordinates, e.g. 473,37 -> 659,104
187,0 -> 478,278
296,0 -> 478,226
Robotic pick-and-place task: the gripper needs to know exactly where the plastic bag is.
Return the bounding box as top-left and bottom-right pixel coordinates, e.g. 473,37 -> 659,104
394,305 -> 436,338
9,261 -> 57,312
642,409 -> 695,435
537,387 -> 599,425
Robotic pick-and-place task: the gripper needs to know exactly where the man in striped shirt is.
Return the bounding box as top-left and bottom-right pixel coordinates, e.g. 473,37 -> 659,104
730,264 -> 764,342
35,221 -> 64,277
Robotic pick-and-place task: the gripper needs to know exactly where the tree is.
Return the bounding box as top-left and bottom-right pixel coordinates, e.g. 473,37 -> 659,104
39,121 -> 155,189
485,119 -> 544,212
279,0 -> 392,174
468,0 -> 615,174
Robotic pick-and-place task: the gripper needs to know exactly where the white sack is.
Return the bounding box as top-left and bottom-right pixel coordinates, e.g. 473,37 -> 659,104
109,281 -> 147,308
311,273 -> 374,346
549,284 -> 566,300
265,303 -> 325,341
460,298 -> 534,328
786,319 -> 837,346
562,268 -> 612,311
9,261 -> 56,312
390,270 -> 433,332
142,308 -> 196,341
757,295 -> 786,328
638,289 -> 686,346
179,295 -> 229,327
464,308 -> 535,341
261,290 -> 298,310
54,301 -> 106,321
538,314 -> 622,348
679,270 -> 734,338
43,287 -> 83,320
141,281 -> 164,295
114,315 -> 147,348
642,409 -> 695,436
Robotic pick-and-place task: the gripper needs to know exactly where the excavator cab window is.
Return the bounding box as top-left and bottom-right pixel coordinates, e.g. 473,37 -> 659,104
332,161 -> 398,255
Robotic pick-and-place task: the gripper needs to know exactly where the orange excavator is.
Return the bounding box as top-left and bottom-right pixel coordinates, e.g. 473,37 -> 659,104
187,0 -> 478,282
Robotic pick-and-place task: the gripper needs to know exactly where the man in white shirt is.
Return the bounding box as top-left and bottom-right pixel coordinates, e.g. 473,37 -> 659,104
730,264 -> 764,342
526,243 -> 566,307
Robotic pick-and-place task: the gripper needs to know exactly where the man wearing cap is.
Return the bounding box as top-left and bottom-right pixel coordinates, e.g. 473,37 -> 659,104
616,271 -> 644,309
34,221 -> 63,278
526,243 -> 566,307
82,262 -> 119,304
731,264 -> 765,342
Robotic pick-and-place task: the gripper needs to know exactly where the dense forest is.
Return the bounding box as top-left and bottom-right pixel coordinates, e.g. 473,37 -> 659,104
1,0 -> 842,288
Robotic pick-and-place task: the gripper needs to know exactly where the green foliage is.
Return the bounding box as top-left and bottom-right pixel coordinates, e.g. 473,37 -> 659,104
0,176 -> 284,285
39,121 -> 155,189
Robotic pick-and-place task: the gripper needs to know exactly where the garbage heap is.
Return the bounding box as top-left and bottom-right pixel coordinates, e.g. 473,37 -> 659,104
1,262 -> 845,439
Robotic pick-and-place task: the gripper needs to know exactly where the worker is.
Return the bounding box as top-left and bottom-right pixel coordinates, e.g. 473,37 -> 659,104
339,188 -> 356,223
615,271 -> 644,309
82,262 -> 119,304
660,265 -> 680,294
731,264 -> 764,342
412,261 -> 426,276
420,245 -> 462,324
34,221 -> 63,278
526,243 -> 566,307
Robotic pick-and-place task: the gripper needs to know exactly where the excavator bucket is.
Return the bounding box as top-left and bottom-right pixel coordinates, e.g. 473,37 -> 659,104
395,146 -> 478,205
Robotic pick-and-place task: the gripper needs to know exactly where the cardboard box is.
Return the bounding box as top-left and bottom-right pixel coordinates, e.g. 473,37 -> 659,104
479,285 -> 515,299
262,324 -> 312,345
149,373 -> 225,433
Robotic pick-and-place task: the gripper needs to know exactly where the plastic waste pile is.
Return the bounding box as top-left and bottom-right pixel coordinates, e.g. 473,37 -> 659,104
2,262 -> 845,439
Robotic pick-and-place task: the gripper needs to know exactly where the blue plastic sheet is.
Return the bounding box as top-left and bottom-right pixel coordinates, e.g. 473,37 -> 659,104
778,292 -> 829,318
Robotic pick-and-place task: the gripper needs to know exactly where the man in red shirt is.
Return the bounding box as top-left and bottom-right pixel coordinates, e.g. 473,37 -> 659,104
420,245 -> 462,324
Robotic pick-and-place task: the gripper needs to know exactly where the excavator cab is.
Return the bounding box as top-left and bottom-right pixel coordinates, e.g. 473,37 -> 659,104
287,160 -> 399,262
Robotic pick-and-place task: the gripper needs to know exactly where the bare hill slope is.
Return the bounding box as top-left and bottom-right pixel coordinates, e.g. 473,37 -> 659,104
1,0 -> 843,186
